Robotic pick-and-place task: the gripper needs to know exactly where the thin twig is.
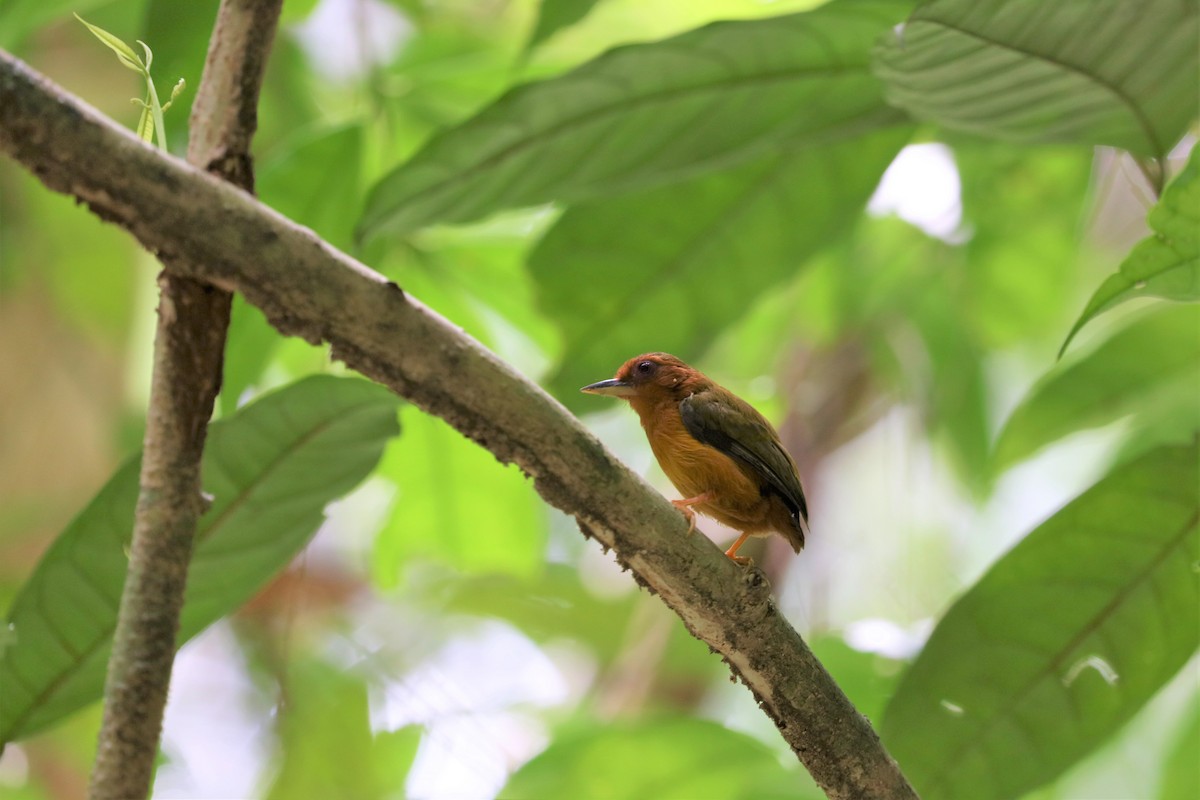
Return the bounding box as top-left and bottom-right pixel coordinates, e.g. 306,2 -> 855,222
0,50 -> 917,800
81,2 -> 282,798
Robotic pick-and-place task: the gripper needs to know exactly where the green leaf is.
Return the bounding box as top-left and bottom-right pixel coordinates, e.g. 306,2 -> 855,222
912,287 -> 991,493
955,143 -> 1095,348
265,658 -> 420,800
502,717 -> 818,800
1062,147 -> 1200,355
257,124 -> 364,251
134,93 -> 155,143
809,636 -> 905,726
1159,697 -> 1200,800
994,305 -> 1200,470
873,0 -> 1199,158
218,295 -> 283,416
882,441 -> 1200,800
74,13 -> 175,149
0,376 -> 400,744
141,0 -> 221,138
538,123 -> 913,406
0,0 -> 108,50
435,565 -> 634,664
74,14 -> 146,74
371,407 -> 543,588
525,0 -> 603,52
358,0 -> 913,238
5,166 -> 140,343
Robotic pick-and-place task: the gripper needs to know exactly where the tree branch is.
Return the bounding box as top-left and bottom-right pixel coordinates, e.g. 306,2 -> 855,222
83,3 -> 281,798
0,50 -> 916,800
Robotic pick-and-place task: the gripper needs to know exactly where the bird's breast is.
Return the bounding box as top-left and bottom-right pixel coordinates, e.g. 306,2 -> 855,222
638,402 -> 762,516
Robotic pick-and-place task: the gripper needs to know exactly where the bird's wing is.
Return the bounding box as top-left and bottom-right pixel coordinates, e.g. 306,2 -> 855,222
679,391 -> 809,529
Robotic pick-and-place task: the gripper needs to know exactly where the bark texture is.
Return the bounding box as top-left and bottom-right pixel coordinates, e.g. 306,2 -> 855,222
83,3 -> 282,798
0,48 -> 917,800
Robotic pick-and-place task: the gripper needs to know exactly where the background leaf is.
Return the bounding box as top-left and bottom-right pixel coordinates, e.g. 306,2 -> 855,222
1158,697 -> 1200,800
359,0 -> 912,237
501,717 -> 819,800
873,0 -> 1200,158
257,123 -> 364,251
264,658 -> 421,800
882,441 -> 1200,800
371,408 -> 543,588
910,285 -> 991,494
525,0 -> 603,53
0,376 -> 400,744
140,0 -> 220,141
994,304 -> 1200,470
1062,146 -> 1200,354
0,0 -> 110,50
536,124 -> 912,405
218,296 -> 283,416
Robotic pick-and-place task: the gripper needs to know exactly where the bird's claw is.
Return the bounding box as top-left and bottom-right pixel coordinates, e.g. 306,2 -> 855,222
671,492 -> 713,535
670,499 -> 698,534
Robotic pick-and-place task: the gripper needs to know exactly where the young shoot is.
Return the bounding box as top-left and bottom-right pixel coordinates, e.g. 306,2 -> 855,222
74,14 -> 185,150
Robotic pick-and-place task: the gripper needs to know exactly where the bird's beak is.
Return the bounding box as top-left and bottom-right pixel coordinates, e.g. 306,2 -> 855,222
580,378 -> 637,397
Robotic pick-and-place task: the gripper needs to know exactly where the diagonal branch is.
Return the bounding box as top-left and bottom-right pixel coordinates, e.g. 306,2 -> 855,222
0,49 -> 916,800
84,2 -> 282,798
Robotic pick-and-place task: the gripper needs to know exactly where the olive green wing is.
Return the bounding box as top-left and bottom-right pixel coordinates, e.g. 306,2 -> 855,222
679,390 -> 809,531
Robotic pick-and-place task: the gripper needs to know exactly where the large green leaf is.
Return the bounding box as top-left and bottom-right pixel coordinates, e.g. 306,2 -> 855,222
873,0 -> 1199,158
994,305 -> 1200,470
1061,146 -> 1200,355
882,441 -> 1200,800
0,376 -> 400,744
537,124 -> 912,405
371,407 -> 543,588
502,717 -> 819,800
358,0 -> 912,238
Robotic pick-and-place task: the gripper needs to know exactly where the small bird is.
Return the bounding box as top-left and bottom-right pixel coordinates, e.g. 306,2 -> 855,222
582,353 -> 809,563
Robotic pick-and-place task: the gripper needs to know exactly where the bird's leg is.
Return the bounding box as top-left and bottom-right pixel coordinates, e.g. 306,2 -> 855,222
670,492 -> 712,534
724,531 -> 754,565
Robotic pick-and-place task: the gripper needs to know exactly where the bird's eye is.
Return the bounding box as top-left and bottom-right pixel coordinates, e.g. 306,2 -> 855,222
636,360 -> 655,375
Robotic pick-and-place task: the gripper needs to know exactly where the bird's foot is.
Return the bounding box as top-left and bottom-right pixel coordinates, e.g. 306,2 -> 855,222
670,500 -> 698,534
671,493 -> 712,535
724,531 -> 753,564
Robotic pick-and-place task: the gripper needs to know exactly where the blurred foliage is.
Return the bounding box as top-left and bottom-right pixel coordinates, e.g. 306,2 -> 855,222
995,305 -> 1200,470
0,0 -> 1196,798
503,717 -> 819,799
265,658 -> 421,800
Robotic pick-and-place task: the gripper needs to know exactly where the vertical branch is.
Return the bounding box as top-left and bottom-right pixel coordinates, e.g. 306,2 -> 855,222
86,2 -> 282,798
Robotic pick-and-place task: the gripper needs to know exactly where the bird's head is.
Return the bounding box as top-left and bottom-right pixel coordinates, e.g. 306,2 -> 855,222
581,353 -> 710,404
